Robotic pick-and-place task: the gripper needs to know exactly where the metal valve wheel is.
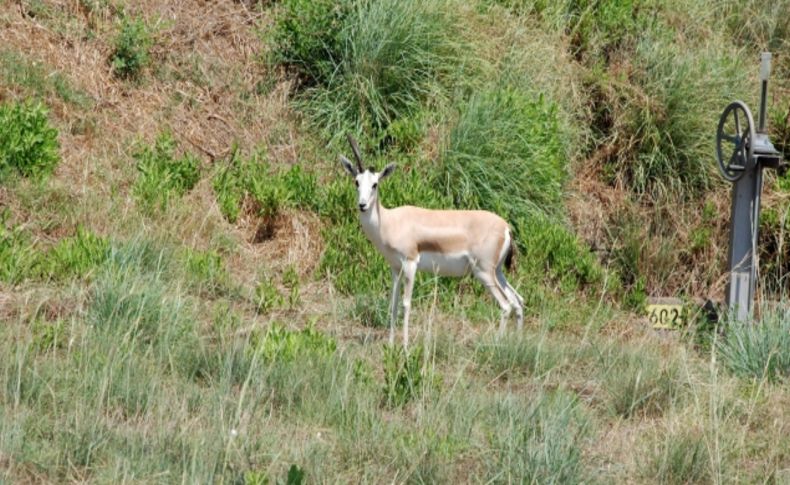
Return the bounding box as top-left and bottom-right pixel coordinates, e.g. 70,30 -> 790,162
716,101 -> 755,182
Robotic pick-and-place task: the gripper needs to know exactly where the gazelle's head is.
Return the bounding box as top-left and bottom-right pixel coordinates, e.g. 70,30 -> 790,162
339,135 -> 395,213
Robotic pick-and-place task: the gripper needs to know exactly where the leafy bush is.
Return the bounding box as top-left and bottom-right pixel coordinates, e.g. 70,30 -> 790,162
270,0 -> 467,139
110,16 -> 152,79
0,100 -> 59,179
718,310 -> 790,381
519,215 -> 603,292
180,247 -> 233,296
134,132 -> 201,212
267,0 -> 351,87
254,277 -> 283,314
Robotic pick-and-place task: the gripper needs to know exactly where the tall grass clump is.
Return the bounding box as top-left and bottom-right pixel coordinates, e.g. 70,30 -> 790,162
600,345 -> 680,418
269,0 -> 468,140
717,309 -> 790,382
489,391 -> 589,483
646,429 -> 710,484
439,87 -> 566,223
0,100 -> 59,179
619,39 -> 749,198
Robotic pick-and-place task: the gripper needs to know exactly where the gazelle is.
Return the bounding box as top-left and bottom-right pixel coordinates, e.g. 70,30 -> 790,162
339,135 -> 524,346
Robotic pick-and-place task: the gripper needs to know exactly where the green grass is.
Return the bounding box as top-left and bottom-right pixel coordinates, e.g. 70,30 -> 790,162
5,0 -> 790,482
0,50 -> 92,108
439,86 -> 566,221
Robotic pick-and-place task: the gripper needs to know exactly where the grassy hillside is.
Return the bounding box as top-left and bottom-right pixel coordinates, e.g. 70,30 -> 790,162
2,0 -> 790,482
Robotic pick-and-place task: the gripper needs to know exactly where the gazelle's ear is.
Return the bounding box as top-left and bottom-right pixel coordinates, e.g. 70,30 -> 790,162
339,155 -> 358,177
379,163 -> 396,180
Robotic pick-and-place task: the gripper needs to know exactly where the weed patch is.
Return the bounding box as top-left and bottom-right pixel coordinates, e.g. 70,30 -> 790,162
0,100 -> 59,179
134,132 -> 201,213
251,323 -> 336,363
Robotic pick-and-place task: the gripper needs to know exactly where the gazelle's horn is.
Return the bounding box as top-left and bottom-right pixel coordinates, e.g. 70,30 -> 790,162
347,134 -> 364,172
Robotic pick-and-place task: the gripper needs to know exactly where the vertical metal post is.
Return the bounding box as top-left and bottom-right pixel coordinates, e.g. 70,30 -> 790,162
726,53 -> 772,321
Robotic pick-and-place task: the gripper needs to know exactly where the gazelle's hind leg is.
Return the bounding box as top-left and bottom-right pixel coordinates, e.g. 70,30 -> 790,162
496,267 -> 524,330
473,267 -> 513,336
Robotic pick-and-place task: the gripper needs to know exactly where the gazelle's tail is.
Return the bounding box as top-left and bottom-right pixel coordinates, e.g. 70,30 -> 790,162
504,231 -> 515,272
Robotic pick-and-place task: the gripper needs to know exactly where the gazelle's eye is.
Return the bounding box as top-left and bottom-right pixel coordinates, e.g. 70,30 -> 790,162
372,183 -> 378,189
354,180 -> 359,187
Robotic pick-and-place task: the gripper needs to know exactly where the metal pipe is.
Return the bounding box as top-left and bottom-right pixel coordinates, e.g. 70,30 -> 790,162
758,52 -> 771,132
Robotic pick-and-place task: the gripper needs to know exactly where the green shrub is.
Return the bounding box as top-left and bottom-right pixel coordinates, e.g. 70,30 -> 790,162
519,215 -> 603,292
0,100 -> 59,179
270,0 -> 467,139
439,87 -> 566,224
718,310 -> 790,381
110,16 -> 152,79
134,132 -> 201,212
181,247 -> 232,296
267,0 -> 351,87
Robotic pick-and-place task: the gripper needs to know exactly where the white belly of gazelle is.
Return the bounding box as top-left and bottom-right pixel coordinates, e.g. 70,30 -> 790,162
416,252 -> 471,277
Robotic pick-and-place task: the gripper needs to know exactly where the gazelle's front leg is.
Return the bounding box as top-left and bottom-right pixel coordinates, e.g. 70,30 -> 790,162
388,268 -> 402,345
401,259 -> 418,348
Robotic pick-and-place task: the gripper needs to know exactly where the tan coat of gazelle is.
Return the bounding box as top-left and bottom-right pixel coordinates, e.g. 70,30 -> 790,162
340,135 -> 524,346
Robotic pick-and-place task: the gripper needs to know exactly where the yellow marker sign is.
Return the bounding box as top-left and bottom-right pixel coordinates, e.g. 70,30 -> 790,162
647,303 -> 686,329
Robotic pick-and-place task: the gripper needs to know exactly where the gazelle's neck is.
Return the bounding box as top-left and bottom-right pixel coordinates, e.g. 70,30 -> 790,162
359,196 -> 386,240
